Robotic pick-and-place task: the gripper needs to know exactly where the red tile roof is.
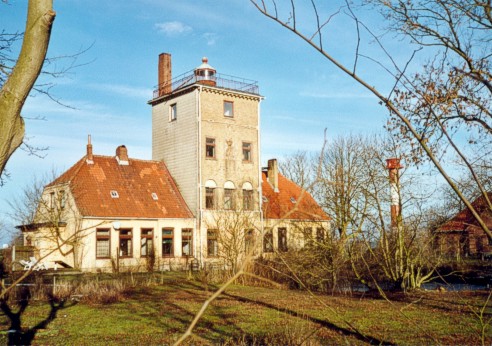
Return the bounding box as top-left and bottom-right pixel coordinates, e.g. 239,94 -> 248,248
438,192 -> 492,232
261,172 -> 330,221
48,155 -> 193,219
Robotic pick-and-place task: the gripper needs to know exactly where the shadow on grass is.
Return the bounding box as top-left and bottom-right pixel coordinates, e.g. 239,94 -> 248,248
0,286 -> 77,346
223,291 -> 396,345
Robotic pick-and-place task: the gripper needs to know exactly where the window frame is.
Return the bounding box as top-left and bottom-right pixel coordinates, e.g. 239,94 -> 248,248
207,229 -> 219,257
263,228 -> 273,253
223,100 -> 234,117
242,189 -> 253,211
205,137 -> 216,159
205,187 -> 215,209
140,228 -> 153,257
162,228 -> 174,257
170,103 -> 177,121
245,229 -> 255,254
119,228 -> 133,258
96,228 -> 111,259
278,227 -> 288,252
242,141 -> 252,162
224,188 -> 235,210
181,228 -> 193,257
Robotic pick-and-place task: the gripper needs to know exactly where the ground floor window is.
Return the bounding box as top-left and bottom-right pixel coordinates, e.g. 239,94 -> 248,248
96,228 -> 110,258
316,228 -> 325,242
245,229 -> 255,254
263,228 -> 273,253
207,229 -> 218,257
278,227 -> 288,252
162,228 -> 174,257
140,228 -> 153,257
182,229 -> 193,257
119,229 -> 132,257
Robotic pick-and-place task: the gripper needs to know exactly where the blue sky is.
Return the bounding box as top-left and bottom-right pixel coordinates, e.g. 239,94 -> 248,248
1,1 -> 417,237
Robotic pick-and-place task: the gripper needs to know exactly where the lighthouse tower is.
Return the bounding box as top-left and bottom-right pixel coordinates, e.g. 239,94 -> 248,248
149,53 -> 263,261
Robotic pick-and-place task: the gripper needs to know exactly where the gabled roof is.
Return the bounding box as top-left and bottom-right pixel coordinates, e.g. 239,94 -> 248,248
261,172 -> 330,221
437,192 -> 492,233
48,155 -> 193,219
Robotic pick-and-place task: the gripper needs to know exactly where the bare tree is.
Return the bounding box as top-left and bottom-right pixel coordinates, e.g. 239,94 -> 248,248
250,0 -> 492,240
0,0 -> 55,177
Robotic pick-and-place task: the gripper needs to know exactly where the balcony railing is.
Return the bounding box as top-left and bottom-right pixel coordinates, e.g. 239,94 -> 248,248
153,70 -> 260,98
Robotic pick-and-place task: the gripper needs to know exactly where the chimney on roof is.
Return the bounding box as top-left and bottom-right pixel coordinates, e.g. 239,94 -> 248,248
267,159 -> 279,193
116,145 -> 129,166
86,135 -> 94,164
386,158 -> 403,228
158,53 -> 172,96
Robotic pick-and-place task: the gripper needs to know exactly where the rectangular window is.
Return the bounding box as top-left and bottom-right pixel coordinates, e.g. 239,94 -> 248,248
224,189 -> 234,210
96,228 -> 110,258
316,228 -> 325,242
263,228 -> 273,253
170,103 -> 177,121
140,228 -> 153,257
243,189 -> 253,210
119,229 -> 133,258
59,190 -> 66,209
278,227 -> 288,252
206,187 -> 215,209
162,228 -> 174,257
207,229 -> 218,257
224,101 -> 234,117
245,229 -> 255,254
182,229 -> 193,257
242,142 -> 252,162
206,137 -> 215,158
49,192 -> 55,210
304,227 -> 313,246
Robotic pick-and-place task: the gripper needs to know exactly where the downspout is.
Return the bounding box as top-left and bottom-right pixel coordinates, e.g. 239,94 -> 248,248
197,85 -> 203,266
257,98 -> 264,254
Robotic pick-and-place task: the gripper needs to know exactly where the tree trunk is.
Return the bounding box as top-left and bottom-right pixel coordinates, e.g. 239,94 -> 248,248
0,0 -> 55,176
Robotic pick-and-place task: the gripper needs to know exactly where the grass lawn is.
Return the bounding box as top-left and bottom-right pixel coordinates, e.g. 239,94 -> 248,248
0,272 -> 490,345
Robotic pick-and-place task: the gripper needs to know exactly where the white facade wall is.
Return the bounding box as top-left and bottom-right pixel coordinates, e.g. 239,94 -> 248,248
152,89 -> 199,214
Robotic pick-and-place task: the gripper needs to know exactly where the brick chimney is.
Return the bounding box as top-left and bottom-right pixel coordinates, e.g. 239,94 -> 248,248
116,145 -> 129,165
386,158 -> 403,228
158,53 -> 172,96
86,135 -> 93,164
267,159 -> 279,193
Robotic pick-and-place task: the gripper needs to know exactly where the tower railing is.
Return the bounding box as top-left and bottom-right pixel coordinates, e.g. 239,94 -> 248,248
153,70 -> 260,98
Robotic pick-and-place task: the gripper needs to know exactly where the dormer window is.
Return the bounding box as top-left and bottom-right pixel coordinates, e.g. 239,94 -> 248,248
262,196 -> 268,203
110,190 -> 119,198
151,192 -> 158,200
290,197 -> 296,204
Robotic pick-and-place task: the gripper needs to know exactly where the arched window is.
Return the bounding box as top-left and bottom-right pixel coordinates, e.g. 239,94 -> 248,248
242,182 -> 253,211
224,181 -> 236,210
205,180 -> 217,209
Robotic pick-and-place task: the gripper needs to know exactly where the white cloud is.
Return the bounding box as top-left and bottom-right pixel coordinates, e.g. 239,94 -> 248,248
203,33 -> 218,46
299,91 -> 376,99
154,21 -> 192,36
87,83 -> 153,100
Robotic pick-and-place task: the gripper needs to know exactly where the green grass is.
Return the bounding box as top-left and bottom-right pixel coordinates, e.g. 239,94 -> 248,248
0,272 -> 490,345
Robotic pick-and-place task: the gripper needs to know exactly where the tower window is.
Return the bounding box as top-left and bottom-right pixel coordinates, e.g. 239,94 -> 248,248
243,189 -> 253,210
224,188 -> 235,210
224,101 -> 234,117
206,137 -> 216,158
206,187 -> 215,209
207,229 -> 218,257
242,142 -> 252,162
170,103 -> 177,121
